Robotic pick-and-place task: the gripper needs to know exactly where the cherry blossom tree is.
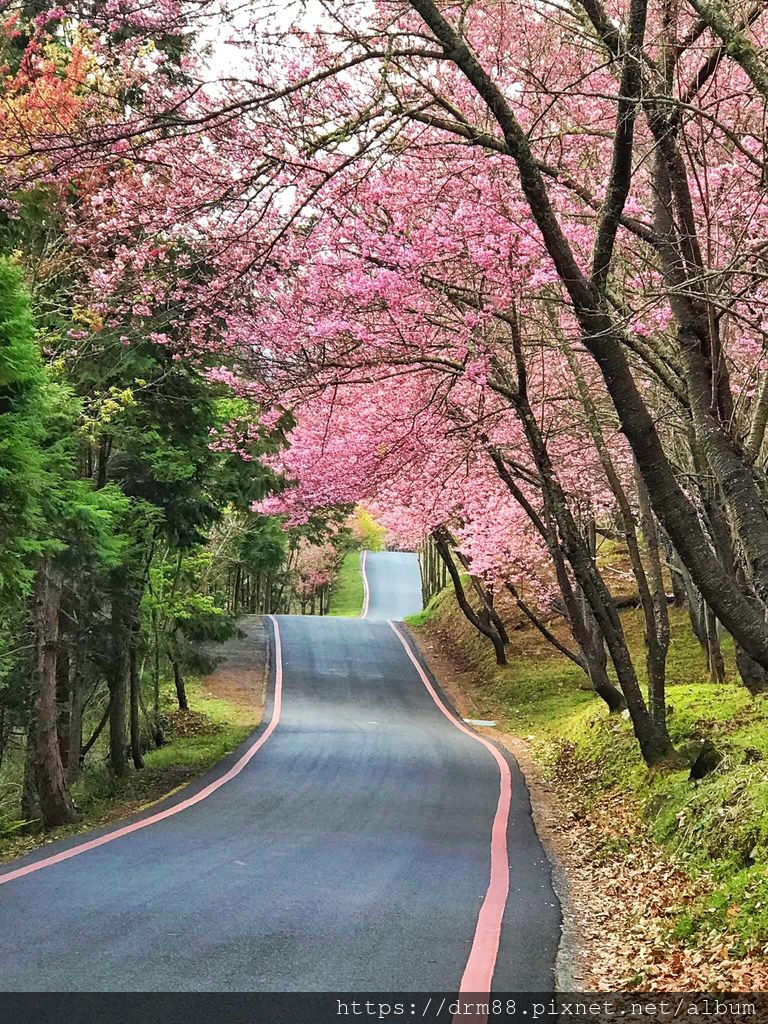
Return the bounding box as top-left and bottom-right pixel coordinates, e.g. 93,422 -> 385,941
7,0 -> 768,764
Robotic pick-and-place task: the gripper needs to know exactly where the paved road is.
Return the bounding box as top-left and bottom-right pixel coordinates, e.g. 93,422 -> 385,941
0,551 -> 559,993
363,550 -> 423,620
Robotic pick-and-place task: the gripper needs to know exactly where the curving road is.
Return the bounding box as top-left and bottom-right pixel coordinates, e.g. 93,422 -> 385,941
362,550 -> 423,620
0,551 -> 559,993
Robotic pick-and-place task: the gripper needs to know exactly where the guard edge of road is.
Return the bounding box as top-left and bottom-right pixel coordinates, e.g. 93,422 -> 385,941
389,622 -> 513,1000
0,617 -> 286,887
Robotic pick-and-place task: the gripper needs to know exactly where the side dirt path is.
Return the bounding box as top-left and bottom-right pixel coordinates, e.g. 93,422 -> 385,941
408,624 -> 768,992
200,614 -> 267,721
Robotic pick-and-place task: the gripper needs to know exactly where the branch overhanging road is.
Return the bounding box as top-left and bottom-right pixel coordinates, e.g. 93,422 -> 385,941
0,552 -> 560,992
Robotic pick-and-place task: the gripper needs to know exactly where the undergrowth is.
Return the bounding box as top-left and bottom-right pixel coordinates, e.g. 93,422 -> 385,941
408,590 -> 768,956
328,549 -> 365,617
0,677 -> 257,863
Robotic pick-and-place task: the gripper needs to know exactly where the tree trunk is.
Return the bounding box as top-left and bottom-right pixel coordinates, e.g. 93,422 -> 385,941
563,333 -> 667,721
30,560 -> 79,827
151,607 -> 164,746
484,439 -> 626,712
513,355 -> 675,760
67,647 -> 85,784
433,530 -> 507,665
108,580 -> 132,777
55,635 -> 71,771
704,604 -> 726,685
486,373 -> 671,761
664,542 -> 688,608
21,719 -> 39,826
172,656 -> 189,711
129,629 -> 145,769
575,585 -> 627,713
407,0 -> 768,671
649,144 -> 768,621
81,691 -> 113,762
452,546 -> 510,644
634,461 -> 671,725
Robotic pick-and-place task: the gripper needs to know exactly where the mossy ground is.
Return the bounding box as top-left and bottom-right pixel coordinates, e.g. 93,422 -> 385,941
408,590 -> 768,956
328,549 -> 365,617
0,677 -> 257,863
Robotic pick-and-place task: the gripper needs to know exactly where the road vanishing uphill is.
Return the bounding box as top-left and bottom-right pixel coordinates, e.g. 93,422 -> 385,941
0,551 -> 559,993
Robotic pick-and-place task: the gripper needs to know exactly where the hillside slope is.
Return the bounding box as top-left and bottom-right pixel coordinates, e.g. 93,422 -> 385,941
409,587 -> 768,990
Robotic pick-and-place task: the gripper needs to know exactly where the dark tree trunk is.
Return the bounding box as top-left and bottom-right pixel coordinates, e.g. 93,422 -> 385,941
129,629 -> 144,769
674,551 -> 716,673
565,343 -> 668,724
433,530 -> 507,665
452,547 -> 509,644
172,657 -> 189,711
55,636 -> 71,771
407,0 -> 768,672
151,608 -> 164,746
693,447 -> 768,693
506,580 -> 626,712
634,462 -> 671,725
512,332 -> 673,761
505,581 -> 584,666
484,439 -> 626,713
96,434 -> 111,489
483,335 -> 670,762
704,606 -> 726,685
67,642 -> 85,784
30,560 -> 79,827
735,642 -> 768,695
21,719 -> 39,826
419,540 -> 430,608
109,579 -> 133,777
81,692 -> 112,760
665,547 -> 688,608
575,586 -> 627,713
656,529 -> 687,613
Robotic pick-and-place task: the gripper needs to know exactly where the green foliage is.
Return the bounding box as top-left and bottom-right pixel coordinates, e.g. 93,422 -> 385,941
236,515 -> 287,572
39,381 -> 132,564
405,587 -> 452,628
143,545 -> 238,678
0,244 -> 301,831
0,21 -> 317,834
0,257 -> 45,601
0,179 -> 357,840
328,550 -> 365,617
352,507 -> 386,552
99,356 -> 220,547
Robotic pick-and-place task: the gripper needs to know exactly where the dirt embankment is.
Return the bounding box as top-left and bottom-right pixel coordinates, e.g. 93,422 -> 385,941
201,614 -> 268,722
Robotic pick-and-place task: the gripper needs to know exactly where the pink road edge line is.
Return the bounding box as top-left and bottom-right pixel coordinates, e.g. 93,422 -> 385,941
389,620 -> 512,1016
360,549 -> 370,619
0,615 -> 285,887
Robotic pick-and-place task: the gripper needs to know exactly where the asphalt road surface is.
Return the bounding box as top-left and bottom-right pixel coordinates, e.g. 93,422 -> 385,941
0,551 -> 559,993
362,550 -> 423,620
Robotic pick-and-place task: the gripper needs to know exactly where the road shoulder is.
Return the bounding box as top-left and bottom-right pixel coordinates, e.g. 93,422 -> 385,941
0,616 -> 268,868
406,622 -> 585,990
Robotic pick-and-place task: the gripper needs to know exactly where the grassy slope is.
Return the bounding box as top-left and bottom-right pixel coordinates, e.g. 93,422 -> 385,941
328,549 -> 364,617
0,678 -> 258,863
408,589 -> 768,954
